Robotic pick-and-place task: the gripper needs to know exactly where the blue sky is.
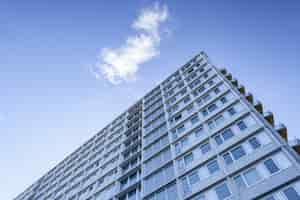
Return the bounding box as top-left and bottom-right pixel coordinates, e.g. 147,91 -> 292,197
1,0 -> 300,199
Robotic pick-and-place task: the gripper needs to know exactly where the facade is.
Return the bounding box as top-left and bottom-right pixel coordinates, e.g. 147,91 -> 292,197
15,52 -> 300,200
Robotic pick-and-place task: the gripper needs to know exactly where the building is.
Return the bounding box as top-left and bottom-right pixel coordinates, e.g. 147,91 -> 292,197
15,52 -> 300,200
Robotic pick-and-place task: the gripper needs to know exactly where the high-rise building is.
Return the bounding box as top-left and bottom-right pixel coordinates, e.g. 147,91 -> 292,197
15,52 -> 300,200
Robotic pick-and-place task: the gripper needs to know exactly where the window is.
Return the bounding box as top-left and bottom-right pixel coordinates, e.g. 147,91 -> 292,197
202,110 -> 209,117
207,160 -> 220,174
264,196 -> 276,200
174,114 -> 182,122
178,124 -> 185,133
166,184 -> 178,200
215,128 -> 235,146
227,107 -> 236,116
128,190 -> 136,200
181,178 -> 191,195
175,137 -> 188,154
208,104 -> 218,112
214,87 -> 221,95
243,168 -> 261,186
264,159 -> 280,174
215,183 -> 231,200
248,137 -> 261,149
184,153 -> 194,166
208,121 -> 215,129
191,194 -> 205,200
237,121 -> 247,131
194,126 -> 204,137
208,80 -> 214,86
214,135 -> 223,145
196,98 -> 203,106
215,115 -> 225,125
231,146 -> 246,160
220,96 -> 228,104
223,153 -> 233,165
189,171 -> 200,185
200,142 -> 211,154
222,129 -> 234,140
175,143 -> 181,154
234,175 -> 246,189
191,115 -> 199,124
183,96 -> 191,103
202,94 -> 211,102
187,105 -> 194,114
283,187 -> 300,200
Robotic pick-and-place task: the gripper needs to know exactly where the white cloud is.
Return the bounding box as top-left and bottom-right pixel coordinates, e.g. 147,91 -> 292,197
94,3 -> 168,84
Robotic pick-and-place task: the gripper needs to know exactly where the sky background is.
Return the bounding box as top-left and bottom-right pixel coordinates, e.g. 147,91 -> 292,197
1,0 -> 300,199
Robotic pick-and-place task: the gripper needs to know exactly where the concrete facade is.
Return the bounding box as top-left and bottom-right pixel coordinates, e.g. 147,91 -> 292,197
15,52 -> 300,200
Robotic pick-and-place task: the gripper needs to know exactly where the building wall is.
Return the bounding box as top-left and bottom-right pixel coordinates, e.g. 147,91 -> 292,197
15,52 -> 300,200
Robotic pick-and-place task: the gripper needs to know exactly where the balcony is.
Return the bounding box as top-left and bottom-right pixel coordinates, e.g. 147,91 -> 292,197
275,123 -> 288,141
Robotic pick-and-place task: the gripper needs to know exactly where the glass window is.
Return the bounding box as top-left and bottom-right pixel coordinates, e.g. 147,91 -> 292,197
178,125 -> 185,134
191,115 -> 199,124
243,168 -> 261,186
207,160 -> 220,174
175,143 -> 181,154
208,80 -> 214,86
227,107 -> 237,116
194,126 -> 204,137
200,142 -> 211,154
181,178 -> 191,195
187,105 -> 194,114
202,110 -> 209,117
156,189 -> 165,200
248,137 -> 261,149
208,104 -> 218,112
215,115 -> 225,125
196,98 -> 203,106
220,96 -> 228,104
183,96 -> 191,103
231,146 -> 246,160
203,94 -> 211,102
184,153 -> 194,166
223,153 -> 233,165
237,121 -> 247,131
189,171 -> 200,185
192,194 -> 205,200
214,135 -> 223,145
265,196 -> 276,200
208,121 -> 215,129
222,129 -> 234,141
181,137 -> 189,148
214,88 -> 221,95
283,187 -> 300,200
234,175 -> 246,189
264,159 -> 280,174
167,184 -> 178,200
128,190 -> 136,200
174,114 -> 182,121
215,183 -> 231,200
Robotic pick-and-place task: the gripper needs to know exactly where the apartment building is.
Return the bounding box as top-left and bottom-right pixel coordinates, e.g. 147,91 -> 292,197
15,52 -> 300,200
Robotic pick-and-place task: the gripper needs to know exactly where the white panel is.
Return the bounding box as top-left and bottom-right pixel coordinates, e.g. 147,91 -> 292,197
235,103 -> 245,113
244,115 -> 257,127
256,163 -> 270,179
257,131 -> 271,145
226,92 -> 234,100
243,142 -> 253,154
274,152 -> 292,170
198,167 -> 209,179
206,190 -> 218,200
